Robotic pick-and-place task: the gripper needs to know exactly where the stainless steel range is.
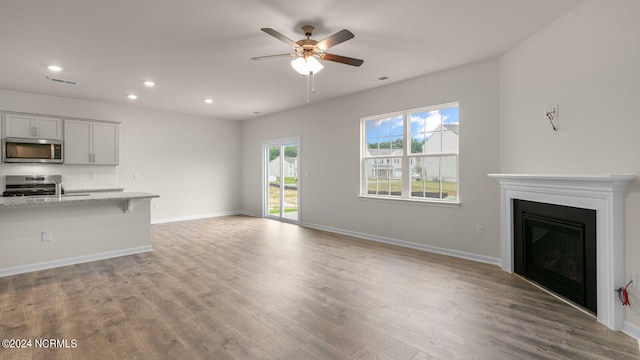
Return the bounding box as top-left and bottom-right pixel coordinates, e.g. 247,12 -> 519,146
2,175 -> 64,197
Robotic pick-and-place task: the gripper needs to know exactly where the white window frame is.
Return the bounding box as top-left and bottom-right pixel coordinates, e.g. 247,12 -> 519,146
359,102 -> 460,205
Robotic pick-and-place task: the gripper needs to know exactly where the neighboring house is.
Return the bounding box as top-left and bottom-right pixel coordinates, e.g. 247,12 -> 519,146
419,124 -> 458,181
365,148 -> 403,178
269,156 -> 298,179
423,124 -> 458,153
366,124 -> 458,180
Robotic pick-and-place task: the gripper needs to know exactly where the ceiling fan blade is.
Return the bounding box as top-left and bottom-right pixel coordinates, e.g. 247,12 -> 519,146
315,29 -> 355,51
319,53 -> 364,67
260,28 -> 300,49
251,54 -> 297,61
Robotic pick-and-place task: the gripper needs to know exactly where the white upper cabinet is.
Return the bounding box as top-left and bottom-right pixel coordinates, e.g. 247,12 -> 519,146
64,120 -> 91,164
64,120 -> 119,165
4,114 -> 63,140
92,122 -> 118,165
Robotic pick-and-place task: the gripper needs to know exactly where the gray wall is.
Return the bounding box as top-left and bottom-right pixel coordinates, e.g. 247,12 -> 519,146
241,58 -> 501,260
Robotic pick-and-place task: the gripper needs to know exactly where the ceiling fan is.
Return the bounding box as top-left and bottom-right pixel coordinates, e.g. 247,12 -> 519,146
251,25 -> 364,76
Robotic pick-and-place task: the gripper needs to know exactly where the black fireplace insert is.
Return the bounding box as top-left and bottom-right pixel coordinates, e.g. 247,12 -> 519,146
513,199 -> 597,314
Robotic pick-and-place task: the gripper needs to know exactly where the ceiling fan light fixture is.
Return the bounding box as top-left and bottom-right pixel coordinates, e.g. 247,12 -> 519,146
291,56 -> 323,75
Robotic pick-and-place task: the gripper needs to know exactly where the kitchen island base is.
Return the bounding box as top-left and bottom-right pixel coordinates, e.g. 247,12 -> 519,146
0,195 -> 157,277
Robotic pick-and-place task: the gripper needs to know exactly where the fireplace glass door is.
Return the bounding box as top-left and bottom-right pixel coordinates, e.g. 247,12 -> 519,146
523,214 -> 585,305
513,199 -> 597,314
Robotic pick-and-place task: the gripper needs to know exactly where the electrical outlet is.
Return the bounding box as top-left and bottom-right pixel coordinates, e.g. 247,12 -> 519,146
89,172 -> 96,180
41,231 -> 52,242
476,226 -> 485,236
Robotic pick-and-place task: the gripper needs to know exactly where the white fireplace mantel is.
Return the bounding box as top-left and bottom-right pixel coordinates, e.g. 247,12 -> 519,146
488,173 -> 635,331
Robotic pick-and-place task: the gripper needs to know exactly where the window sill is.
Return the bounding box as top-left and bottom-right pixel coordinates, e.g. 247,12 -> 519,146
357,195 -> 461,208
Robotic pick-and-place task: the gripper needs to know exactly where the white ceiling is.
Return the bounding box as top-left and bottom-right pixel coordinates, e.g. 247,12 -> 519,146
0,0 -> 584,121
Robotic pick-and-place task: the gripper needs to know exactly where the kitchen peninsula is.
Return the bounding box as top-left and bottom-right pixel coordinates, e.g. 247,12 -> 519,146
0,191 -> 159,276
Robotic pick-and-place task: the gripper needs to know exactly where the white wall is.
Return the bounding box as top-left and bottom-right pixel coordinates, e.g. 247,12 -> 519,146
499,0 -> 640,333
241,58 -> 501,260
0,89 -> 241,221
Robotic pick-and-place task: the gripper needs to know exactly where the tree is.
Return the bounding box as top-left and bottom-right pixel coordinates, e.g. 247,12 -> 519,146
269,147 -> 280,161
284,146 -> 298,158
368,139 -> 403,150
411,138 -> 425,153
270,146 -> 298,162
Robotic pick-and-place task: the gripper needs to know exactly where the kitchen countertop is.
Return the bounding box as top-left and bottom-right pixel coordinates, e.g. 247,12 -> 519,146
0,191 -> 159,208
65,188 -> 125,193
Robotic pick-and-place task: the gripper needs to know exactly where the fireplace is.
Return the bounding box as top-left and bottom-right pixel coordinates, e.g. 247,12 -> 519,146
513,199 -> 597,314
488,174 -> 634,331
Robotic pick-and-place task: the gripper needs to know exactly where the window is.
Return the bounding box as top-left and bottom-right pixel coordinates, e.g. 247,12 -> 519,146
361,103 -> 459,202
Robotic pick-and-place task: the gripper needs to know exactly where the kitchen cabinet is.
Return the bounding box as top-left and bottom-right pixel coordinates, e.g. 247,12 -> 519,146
3,113 -> 63,140
64,120 -> 119,165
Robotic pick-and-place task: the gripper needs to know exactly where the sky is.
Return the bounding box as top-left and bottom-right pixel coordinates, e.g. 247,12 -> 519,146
365,105 -> 459,147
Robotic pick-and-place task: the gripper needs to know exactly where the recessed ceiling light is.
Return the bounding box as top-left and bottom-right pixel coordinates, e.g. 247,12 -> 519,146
48,65 -> 63,72
143,81 -> 155,87
204,98 -> 213,104
128,94 -> 138,100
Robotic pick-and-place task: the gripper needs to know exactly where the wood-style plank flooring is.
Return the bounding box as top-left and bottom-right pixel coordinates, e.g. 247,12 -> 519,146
1,215 -> 639,359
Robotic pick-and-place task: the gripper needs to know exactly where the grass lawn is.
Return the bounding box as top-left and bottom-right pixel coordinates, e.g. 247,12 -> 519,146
269,208 -> 298,214
270,176 -> 297,185
367,178 -> 457,198
268,185 -> 298,214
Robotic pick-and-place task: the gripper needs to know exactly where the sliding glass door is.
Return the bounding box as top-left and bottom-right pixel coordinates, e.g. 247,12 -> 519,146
263,138 -> 300,222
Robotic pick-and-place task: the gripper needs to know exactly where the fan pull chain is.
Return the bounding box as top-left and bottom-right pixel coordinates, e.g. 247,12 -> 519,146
305,71 -> 317,105
306,73 -> 310,104
312,72 -> 316,94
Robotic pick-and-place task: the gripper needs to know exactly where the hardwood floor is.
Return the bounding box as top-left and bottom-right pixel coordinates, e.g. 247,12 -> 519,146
1,215 -> 639,359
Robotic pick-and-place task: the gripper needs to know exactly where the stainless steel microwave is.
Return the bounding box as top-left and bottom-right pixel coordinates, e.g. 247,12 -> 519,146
2,137 -> 63,163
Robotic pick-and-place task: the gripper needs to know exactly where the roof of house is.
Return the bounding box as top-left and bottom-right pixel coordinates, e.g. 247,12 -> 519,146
365,148 -> 404,157
443,124 -> 459,135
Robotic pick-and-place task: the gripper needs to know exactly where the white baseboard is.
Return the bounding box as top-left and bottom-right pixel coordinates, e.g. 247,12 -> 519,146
300,222 -> 500,266
151,211 -> 250,224
152,210 -> 262,224
623,320 -> 640,350
237,210 -> 261,217
0,245 -> 153,277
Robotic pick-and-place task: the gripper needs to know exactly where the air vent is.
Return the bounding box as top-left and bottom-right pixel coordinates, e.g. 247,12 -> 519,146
45,76 -> 78,85
369,75 -> 391,83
